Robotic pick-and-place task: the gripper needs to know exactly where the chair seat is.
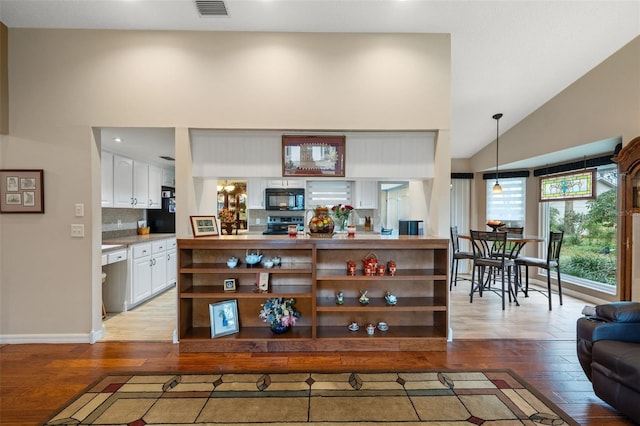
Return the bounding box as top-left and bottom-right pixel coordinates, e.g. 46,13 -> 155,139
475,258 -> 515,268
515,256 -> 558,269
453,250 -> 474,260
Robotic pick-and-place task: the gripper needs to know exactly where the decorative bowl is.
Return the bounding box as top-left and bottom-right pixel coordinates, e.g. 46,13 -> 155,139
262,258 -> 274,268
227,257 -> 238,268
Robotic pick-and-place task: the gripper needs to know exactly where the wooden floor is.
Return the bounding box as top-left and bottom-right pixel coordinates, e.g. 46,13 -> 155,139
0,279 -> 634,425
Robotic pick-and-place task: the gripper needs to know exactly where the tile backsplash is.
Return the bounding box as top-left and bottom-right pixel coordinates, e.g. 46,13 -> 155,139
102,208 -> 145,239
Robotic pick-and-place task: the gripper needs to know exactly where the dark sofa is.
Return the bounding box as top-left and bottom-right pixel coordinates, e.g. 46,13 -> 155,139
577,302 -> 640,424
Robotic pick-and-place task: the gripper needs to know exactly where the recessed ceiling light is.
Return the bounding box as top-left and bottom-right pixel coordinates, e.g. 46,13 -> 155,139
113,137 -> 123,143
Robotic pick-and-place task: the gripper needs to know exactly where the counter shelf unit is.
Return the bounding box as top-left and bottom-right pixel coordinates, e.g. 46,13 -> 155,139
178,236 -> 448,352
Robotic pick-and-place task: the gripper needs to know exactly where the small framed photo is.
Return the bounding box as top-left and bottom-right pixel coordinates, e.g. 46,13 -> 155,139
209,300 -> 239,338
190,215 -> 219,237
0,169 -> 44,213
223,278 -> 237,292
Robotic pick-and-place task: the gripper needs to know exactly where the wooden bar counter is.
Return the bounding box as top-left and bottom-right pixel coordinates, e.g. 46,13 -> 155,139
178,234 -> 449,352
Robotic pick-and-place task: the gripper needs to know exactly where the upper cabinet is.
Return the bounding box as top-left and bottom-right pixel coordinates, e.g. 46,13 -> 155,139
148,165 -> 163,209
101,152 -> 114,207
246,179 -> 266,209
354,180 -> 379,209
267,179 -> 305,188
113,155 -> 134,208
105,152 -> 163,209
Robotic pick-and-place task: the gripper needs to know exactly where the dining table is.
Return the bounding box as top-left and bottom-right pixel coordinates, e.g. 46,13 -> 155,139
458,232 -> 545,300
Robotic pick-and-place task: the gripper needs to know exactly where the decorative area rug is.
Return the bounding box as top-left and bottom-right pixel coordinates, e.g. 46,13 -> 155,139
44,370 -> 578,425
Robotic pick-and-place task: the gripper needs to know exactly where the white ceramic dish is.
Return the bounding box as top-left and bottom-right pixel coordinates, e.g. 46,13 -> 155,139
348,324 -> 360,331
377,322 -> 389,331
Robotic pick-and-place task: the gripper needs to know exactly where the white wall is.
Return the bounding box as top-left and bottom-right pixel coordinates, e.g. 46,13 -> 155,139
0,30 -> 451,341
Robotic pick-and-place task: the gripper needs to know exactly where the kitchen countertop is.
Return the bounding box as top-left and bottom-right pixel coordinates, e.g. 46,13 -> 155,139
102,233 -> 176,248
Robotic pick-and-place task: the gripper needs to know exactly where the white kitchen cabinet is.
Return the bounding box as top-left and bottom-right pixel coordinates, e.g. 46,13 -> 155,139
166,238 -> 177,286
167,249 -> 177,286
113,155 -> 134,208
151,239 -> 168,293
133,161 -> 149,209
354,180 -> 379,209
101,151 -> 114,207
131,243 -> 153,305
148,165 -> 162,209
246,179 -> 266,209
267,179 -> 305,188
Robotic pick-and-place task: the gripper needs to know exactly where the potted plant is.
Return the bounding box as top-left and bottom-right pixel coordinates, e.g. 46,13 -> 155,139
258,297 -> 301,334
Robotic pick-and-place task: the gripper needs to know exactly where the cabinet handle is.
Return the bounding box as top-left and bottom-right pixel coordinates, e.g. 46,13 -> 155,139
149,199 -> 153,205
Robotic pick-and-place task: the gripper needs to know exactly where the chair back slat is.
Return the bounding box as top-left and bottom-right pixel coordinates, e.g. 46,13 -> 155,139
450,226 -> 461,252
548,231 -> 564,263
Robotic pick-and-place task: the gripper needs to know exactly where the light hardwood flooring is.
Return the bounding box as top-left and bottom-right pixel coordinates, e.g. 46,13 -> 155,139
101,286 -> 177,341
101,277 -> 588,341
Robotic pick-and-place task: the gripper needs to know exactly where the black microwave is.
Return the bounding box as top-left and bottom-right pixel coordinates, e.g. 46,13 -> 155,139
265,188 -> 305,211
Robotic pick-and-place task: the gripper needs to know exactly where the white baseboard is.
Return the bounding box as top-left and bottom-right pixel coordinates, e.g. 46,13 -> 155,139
0,333 -> 94,344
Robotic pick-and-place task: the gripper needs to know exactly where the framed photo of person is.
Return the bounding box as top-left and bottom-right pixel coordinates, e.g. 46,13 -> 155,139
190,215 -> 219,237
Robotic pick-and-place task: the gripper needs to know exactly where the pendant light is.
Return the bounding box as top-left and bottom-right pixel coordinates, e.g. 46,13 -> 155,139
492,113 -> 503,194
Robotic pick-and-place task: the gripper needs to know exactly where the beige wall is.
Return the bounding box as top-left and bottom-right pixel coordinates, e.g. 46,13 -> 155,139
0,30 -> 451,341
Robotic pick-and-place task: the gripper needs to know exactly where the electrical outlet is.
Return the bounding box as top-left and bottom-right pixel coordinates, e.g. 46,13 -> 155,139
71,224 -> 84,238
117,220 -> 122,229
255,218 -> 261,225
359,218 -> 365,225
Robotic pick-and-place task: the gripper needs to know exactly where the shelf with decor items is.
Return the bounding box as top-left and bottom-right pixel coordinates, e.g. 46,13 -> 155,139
177,236 -> 448,352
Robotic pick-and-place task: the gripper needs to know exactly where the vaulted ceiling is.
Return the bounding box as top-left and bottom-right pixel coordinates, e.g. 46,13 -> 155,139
1,0 -> 638,161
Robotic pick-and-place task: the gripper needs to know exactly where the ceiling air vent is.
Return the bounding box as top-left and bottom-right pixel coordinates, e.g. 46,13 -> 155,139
195,0 -> 228,16
159,156 -> 175,161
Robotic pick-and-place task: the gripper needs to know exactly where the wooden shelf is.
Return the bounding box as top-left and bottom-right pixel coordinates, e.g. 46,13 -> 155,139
316,296 -> 447,311
180,285 -> 313,298
177,236 -> 449,352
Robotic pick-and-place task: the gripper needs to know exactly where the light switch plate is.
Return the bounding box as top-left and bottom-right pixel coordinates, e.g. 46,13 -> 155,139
75,203 -> 84,217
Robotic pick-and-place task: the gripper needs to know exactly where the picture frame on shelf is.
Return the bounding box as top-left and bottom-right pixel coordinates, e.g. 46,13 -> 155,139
282,135 -> 345,177
209,300 -> 239,338
256,272 -> 269,292
0,169 -> 44,213
223,278 -> 237,292
190,215 -> 219,237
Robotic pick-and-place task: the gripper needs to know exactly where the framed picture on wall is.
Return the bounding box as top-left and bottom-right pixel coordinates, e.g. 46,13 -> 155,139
0,169 -> 45,213
282,135 -> 345,177
190,215 -> 219,237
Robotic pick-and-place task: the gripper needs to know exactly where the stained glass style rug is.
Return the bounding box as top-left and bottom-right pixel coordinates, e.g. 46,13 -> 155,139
44,370 -> 578,425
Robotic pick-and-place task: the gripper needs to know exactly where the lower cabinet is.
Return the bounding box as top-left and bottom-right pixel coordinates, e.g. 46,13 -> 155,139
177,237 -> 448,352
128,238 -> 176,310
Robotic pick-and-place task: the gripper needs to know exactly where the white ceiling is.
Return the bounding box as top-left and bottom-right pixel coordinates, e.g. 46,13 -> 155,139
1,0 -> 638,165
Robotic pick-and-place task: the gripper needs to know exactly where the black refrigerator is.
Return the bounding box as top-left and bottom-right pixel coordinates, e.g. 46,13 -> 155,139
147,186 -> 176,233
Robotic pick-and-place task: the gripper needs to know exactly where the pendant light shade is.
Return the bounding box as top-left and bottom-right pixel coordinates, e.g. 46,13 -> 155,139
492,113 -> 503,194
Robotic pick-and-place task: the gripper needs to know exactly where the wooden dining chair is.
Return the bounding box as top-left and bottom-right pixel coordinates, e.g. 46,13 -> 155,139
450,226 -> 474,290
515,231 -> 564,311
469,230 -> 519,310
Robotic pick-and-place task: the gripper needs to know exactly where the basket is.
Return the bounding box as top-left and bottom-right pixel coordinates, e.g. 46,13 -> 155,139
137,227 -> 150,235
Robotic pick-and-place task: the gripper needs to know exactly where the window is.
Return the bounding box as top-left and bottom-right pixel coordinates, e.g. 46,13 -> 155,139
306,180 -> 352,208
486,177 -> 526,227
540,164 -> 618,292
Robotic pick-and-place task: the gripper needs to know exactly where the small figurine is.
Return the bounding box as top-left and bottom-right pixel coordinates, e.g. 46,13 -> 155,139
359,290 -> 370,305
385,291 -> 397,305
335,291 -> 344,305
